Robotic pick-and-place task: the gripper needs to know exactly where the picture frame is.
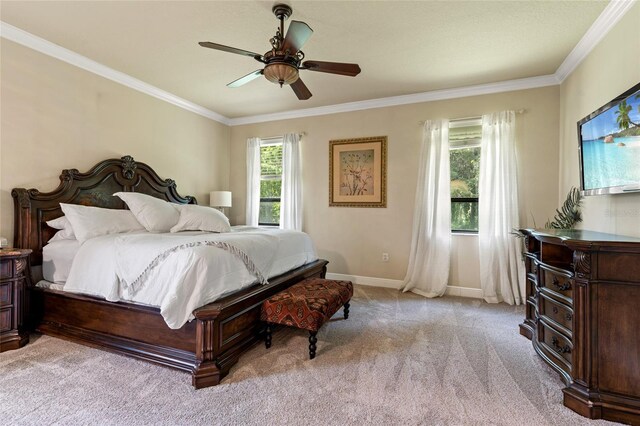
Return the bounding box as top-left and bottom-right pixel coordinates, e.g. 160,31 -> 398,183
329,136 -> 387,207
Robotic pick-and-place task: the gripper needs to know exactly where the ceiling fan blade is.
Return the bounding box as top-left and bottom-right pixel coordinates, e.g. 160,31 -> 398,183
302,61 -> 361,77
282,21 -> 313,54
227,69 -> 264,88
291,78 -> 312,100
199,41 -> 260,59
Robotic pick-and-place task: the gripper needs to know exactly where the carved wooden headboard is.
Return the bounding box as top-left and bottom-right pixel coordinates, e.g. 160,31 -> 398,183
12,155 -> 196,266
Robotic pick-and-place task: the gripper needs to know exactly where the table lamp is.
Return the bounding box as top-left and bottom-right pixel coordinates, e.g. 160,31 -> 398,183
210,191 -> 232,216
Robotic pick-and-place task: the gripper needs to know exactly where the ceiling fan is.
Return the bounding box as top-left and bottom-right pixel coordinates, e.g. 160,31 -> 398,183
199,3 -> 361,100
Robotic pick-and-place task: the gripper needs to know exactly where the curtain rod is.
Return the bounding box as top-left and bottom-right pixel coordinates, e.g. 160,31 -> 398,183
260,132 -> 306,142
418,109 -> 526,125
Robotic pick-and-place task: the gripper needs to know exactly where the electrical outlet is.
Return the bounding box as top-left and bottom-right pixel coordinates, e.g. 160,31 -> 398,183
382,252 -> 389,262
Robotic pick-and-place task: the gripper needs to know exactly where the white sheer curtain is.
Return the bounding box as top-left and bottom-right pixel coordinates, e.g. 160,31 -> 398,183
402,119 -> 451,297
280,133 -> 302,230
246,137 -> 261,227
478,111 -> 525,304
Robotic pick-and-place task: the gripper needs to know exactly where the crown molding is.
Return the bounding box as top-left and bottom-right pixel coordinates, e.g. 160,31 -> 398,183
555,0 -> 637,82
1,0 -> 635,127
231,0 -> 635,126
227,74 -> 559,126
0,21 -> 231,125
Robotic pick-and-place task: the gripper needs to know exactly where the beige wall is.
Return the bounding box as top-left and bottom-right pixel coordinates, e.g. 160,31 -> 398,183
559,4 -> 640,237
0,40 -> 230,244
1,28 -> 578,289
229,86 -> 560,284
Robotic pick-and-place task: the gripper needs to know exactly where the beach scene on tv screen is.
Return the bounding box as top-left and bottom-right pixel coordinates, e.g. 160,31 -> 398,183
581,88 -> 640,190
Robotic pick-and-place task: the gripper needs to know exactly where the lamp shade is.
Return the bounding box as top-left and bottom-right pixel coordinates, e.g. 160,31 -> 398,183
209,191 -> 232,208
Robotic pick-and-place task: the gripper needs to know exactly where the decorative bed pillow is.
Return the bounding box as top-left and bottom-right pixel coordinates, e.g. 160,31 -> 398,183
60,203 -> 145,243
46,216 -> 76,242
170,204 -> 231,233
113,192 -> 180,232
48,231 -> 71,243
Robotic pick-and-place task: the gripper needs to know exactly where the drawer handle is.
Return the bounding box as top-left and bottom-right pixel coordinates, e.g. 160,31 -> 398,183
565,313 -> 573,322
552,306 -> 558,314
551,336 -> 571,354
551,277 -> 571,292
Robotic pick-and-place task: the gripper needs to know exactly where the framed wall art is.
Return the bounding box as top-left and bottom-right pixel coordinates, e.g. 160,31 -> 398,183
329,136 -> 387,207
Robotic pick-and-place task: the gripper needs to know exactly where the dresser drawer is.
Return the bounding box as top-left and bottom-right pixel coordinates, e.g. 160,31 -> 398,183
0,282 -> 11,306
539,319 -> 572,367
539,292 -> 572,334
0,307 -> 12,332
0,260 -> 11,279
540,265 -> 573,302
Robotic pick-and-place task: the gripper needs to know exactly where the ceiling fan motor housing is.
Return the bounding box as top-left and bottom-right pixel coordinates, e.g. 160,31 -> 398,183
272,4 -> 292,21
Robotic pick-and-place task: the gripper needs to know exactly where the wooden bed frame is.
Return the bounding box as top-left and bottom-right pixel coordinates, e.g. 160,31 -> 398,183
12,155 -> 328,388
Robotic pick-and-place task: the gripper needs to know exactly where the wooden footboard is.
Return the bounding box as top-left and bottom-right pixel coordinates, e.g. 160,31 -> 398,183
31,259 -> 328,388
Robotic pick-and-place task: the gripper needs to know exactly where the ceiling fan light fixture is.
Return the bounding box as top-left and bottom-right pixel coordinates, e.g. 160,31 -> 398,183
264,62 -> 299,86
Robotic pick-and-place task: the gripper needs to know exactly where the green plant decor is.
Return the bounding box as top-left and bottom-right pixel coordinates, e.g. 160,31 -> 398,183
545,187 -> 583,229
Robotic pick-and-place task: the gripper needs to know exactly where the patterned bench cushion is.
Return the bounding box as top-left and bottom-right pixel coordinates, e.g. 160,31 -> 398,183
261,278 -> 353,332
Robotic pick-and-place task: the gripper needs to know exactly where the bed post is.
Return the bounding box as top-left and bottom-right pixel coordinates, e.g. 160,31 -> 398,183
193,315 -> 223,388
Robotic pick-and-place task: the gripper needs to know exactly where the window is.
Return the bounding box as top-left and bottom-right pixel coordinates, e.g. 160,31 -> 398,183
259,140 -> 283,226
449,121 -> 481,232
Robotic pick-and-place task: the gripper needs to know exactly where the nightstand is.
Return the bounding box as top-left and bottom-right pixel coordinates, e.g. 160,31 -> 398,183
0,248 -> 32,352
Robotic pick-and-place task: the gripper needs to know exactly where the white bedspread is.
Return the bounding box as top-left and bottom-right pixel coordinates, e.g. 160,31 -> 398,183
63,227 -> 317,329
43,239 -> 81,283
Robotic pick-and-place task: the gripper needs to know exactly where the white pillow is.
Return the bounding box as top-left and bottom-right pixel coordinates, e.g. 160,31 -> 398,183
47,216 -> 76,242
170,204 -> 231,233
60,203 -> 145,243
113,192 -> 180,232
48,231 -> 70,243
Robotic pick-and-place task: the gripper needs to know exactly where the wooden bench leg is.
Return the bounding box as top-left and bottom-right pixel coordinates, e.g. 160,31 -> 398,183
309,331 -> 318,359
344,301 -> 350,319
265,324 -> 272,349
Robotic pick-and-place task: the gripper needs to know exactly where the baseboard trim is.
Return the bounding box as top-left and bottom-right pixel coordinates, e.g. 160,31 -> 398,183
444,285 -> 483,299
326,273 -> 402,289
325,273 -> 483,299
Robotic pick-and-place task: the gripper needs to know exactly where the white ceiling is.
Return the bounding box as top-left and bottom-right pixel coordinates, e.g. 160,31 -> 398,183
1,1 -> 610,119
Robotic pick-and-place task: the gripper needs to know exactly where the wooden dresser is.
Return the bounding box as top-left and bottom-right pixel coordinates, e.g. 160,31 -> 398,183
0,248 -> 31,352
519,229 -> 640,425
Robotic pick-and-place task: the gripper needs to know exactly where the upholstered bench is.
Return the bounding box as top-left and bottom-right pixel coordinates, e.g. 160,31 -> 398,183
261,277 -> 353,359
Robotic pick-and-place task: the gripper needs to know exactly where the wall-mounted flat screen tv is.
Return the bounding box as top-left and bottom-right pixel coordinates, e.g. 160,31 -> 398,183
578,82 -> 640,195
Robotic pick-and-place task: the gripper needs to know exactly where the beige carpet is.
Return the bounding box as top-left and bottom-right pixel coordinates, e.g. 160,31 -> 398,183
1,286 -> 615,425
